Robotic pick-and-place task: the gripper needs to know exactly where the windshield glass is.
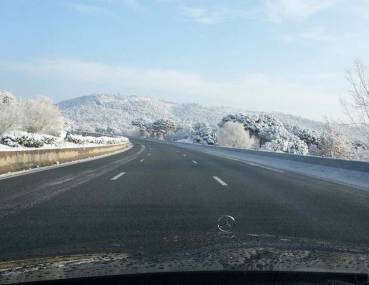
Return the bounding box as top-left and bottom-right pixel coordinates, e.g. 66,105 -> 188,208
1,0 -> 369,283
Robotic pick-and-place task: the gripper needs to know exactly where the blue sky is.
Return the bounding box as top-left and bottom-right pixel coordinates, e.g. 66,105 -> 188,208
1,0 -> 369,120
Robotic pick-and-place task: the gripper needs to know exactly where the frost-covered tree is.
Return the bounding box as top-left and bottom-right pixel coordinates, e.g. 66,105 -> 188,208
21,97 -> 65,136
0,91 -> 19,135
314,122 -> 351,158
191,123 -> 217,145
351,141 -> 369,160
131,118 -> 147,130
263,136 -> 308,155
166,123 -> 193,141
286,125 -> 319,147
150,119 -> 176,139
219,113 -> 309,155
217,122 -> 258,148
131,118 -> 151,137
220,113 -> 286,143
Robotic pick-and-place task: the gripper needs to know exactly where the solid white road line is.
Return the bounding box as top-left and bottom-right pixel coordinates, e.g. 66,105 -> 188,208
245,162 -> 284,174
192,160 -> 198,164
47,177 -> 74,186
226,157 -> 284,174
213,176 -> 228,186
110,172 -> 126,181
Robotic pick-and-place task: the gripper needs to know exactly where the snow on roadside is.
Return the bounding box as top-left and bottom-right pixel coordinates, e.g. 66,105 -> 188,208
65,133 -> 128,145
0,143 -> 133,180
176,142 -> 369,191
176,138 -> 193,144
0,131 -> 129,151
0,144 -> 11,150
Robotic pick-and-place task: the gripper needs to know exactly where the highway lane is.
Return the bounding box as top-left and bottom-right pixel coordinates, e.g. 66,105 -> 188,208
1,139 -> 369,261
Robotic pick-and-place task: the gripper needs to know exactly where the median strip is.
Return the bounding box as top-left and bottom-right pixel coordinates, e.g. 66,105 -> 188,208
110,172 -> 126,181
213,176 -> 228,186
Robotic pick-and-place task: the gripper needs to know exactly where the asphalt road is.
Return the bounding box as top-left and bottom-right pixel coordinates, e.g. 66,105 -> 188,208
1,139 -> 369,261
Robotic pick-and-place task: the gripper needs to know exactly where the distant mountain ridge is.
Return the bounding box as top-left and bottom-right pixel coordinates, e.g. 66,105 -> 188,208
58,93 -> 324,135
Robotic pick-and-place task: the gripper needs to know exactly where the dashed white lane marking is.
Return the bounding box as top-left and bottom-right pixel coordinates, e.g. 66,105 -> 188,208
192,160 -> 198,164
280,238 -> 290,241
183,154 -> 187,157
213,176 -> 228,186
140,159 -> 145,163
110,172 -> 126,181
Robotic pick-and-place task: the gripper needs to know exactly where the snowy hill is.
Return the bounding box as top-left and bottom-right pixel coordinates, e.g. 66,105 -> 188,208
58,94 -> 324,135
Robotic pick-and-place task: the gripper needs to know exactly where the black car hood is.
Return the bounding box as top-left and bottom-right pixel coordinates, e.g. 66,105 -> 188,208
1,234 -> 369,284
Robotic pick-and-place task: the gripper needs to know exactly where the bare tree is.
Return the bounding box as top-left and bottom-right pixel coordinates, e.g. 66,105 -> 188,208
316,121 -> 351,159
342,60 -> 369,141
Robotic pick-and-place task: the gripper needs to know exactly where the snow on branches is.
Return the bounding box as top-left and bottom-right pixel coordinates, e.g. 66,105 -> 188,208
0,91 -> 65,137
22,97 -> 65,136
191,123 -> 217,145
0,91 -> 19,135
131,118 -> 176,139
219,113 -> 309,155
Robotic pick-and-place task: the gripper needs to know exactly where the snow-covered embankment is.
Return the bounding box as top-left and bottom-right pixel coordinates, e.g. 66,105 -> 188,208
176,142 -> 369,191
0,134 -> 130,175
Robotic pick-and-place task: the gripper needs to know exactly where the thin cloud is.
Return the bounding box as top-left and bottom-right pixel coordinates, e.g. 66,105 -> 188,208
282,26 -> 336,43
0,58 -> 341,120
182,7 -> 221,25
264,0 -> 336,23
65,0 -> 147,18
65,2 -> 113,16
182,5 -> 259,25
